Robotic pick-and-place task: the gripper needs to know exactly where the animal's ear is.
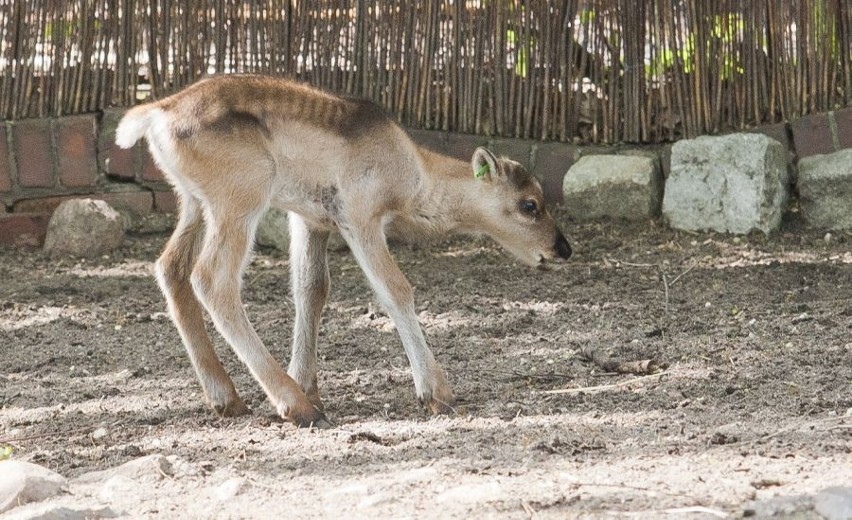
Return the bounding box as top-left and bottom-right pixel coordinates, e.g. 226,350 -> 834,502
471,147 -> 501,182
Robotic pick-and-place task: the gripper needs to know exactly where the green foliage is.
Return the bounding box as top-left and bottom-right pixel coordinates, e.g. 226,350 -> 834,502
645,12 -> 745,81
0,445 -> 12,460
44,18 -> 103,40
506,28 -> 529,77
811,1 -> 842,59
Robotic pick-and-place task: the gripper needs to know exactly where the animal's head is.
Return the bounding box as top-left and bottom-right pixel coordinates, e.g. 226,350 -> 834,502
471,147 -> 572,268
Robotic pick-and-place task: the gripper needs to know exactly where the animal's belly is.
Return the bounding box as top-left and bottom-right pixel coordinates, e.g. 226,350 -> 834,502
270,184 -> 340,232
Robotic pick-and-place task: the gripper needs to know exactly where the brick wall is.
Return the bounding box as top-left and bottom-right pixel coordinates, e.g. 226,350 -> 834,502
0,109 -> 174,248
1,106 -> 849,249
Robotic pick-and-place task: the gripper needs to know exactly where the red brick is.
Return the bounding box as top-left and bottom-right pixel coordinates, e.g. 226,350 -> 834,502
106,145 -> 138,180
532,143 -> 578,204
140,148 -> 165,182
0,124 -> 10,192
13,119 -> 55,188
833,107 -> 852,150
99,108 -> 137,180
55,114 -> 98,187
153,190 -> 177,213
791,113 -> 835,159
0,212 -> 50,249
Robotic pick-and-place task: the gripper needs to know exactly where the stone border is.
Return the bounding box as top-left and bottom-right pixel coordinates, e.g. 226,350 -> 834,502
1,107 -> 850,247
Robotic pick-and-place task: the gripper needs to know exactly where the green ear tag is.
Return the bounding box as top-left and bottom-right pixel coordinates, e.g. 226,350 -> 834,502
475,163 -> 490,179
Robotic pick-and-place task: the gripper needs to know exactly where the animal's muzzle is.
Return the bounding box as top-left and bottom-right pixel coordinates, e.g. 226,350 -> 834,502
554,231 -> 572,260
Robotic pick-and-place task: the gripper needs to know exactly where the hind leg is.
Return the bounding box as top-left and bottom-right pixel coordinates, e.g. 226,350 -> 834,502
190,202 -> 327,427
287,213 -> 331,410
155,191 -> 249,417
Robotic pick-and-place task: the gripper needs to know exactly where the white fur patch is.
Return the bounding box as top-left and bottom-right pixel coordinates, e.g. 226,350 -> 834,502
115,108 -> 153,149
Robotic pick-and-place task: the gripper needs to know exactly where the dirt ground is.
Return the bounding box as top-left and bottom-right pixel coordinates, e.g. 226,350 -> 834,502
1,214 -> 850,519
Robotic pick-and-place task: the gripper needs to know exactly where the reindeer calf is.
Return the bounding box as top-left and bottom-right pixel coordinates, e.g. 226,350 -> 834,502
116,75 -> 571,427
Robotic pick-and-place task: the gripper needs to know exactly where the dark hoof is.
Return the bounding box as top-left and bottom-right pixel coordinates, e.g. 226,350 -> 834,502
305,414 -> 335,429
213,399 -> 251,417
425,396 -> 456,416
289,408 -> 334,429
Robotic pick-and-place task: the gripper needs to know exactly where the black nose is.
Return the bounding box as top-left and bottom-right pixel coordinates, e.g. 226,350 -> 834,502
555,232 -> 572,259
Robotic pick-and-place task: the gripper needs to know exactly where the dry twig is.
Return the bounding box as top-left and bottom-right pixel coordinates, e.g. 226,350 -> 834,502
580,346 -> 667,375
539,370 -> 671,395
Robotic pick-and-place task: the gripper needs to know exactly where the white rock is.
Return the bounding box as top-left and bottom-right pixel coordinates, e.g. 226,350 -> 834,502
74,454 -> 172,484
43,199 -> 125,258
97,475 -> 136,503
0,460 -> 66,513
815,487 -> 852,520
213,477 -> 248,501
2,503 -> 117,520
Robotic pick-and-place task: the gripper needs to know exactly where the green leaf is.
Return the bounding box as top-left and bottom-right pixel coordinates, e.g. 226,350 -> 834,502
0,445 -> 12,460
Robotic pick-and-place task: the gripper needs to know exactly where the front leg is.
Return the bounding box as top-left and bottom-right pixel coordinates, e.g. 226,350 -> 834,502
340,222 -> 454,414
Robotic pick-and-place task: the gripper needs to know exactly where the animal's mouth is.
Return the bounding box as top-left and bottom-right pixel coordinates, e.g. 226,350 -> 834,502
536,251 -> 571,271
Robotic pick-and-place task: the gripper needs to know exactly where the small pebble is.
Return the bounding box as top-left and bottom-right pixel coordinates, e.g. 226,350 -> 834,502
92,427 -> 108,440
214,477 -> 248,501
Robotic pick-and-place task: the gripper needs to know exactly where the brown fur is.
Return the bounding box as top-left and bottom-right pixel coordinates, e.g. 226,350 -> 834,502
116,75 -> 571,427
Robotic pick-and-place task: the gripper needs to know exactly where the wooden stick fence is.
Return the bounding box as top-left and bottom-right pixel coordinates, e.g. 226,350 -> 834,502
0,0 -> 849,144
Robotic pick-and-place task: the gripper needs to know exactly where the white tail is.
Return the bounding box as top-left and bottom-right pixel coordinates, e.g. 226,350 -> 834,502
117,74 -> 571,428
115,105 -> 155,149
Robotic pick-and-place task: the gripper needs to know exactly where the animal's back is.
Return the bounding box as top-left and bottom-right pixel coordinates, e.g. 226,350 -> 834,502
150,75 -> 392,143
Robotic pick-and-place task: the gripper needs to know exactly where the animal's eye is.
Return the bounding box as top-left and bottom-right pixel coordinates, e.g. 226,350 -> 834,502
521,200 -> 539,215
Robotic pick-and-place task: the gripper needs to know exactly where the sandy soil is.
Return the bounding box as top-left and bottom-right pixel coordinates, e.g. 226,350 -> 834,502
1,215 -> 850,518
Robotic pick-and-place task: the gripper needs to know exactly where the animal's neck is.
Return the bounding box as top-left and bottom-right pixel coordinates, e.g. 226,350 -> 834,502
395,146 -> 484,238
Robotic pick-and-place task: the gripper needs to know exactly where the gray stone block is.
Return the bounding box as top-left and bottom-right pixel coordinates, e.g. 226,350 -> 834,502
256,207 -> 290,250
562,154 -> 662,221
798,148 -> 852,230
662,133 -> 789,234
